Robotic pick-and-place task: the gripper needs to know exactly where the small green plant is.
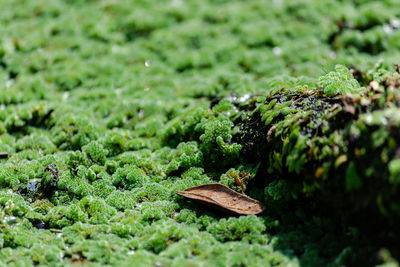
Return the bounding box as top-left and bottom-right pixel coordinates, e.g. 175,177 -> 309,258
319,65 -> 365,96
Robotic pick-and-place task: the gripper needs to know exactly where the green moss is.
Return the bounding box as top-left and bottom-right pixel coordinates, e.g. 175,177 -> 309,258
2,0 -> 400,266
206,215 -> 266,242
46,205 -> 88,228
320,65 -> 365,96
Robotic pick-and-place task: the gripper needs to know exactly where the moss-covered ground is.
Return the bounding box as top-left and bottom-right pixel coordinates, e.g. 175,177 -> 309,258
2,0 -> 400,266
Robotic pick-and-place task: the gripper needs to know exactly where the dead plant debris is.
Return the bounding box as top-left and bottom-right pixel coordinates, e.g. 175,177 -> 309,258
175,183 -> 265,215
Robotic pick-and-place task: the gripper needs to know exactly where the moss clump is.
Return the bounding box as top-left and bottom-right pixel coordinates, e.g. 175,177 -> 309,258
320,64 -> 365,96
236,70 -> 400,236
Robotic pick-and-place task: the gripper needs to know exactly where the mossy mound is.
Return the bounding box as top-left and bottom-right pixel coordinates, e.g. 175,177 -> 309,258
237,69 -> 400,228
2,0 -> 400,266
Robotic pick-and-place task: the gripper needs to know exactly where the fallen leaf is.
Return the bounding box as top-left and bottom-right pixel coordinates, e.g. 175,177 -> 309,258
175,183 -> 265,215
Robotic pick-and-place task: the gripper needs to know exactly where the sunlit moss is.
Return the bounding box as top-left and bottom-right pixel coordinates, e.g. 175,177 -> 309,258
319,65 -> 365,96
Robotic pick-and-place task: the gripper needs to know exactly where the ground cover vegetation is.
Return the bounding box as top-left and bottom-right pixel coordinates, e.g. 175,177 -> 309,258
2,0 -> 400,266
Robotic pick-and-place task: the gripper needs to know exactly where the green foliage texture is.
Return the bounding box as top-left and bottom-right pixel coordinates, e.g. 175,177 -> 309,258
2,0 -> 400,266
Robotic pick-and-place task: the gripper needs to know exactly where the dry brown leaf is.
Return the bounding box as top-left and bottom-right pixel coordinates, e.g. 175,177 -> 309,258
175,183 -> 265,215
